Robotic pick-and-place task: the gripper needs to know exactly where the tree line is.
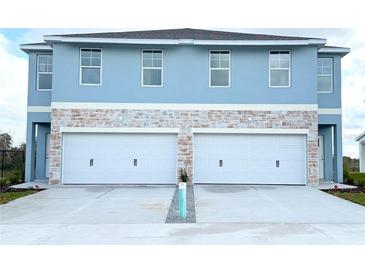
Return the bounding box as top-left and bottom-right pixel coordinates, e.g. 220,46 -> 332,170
0,132 -> 25,181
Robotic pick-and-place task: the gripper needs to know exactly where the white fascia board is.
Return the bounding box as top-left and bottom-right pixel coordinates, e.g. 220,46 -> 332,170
355,131 -> 365,142
318,108 -> 342,115
318,47 -> 351,54
51,102 -> 318,111
27,106 -> 51,112
191,128 -> 309,135
43,35 -> 326,46
20,44 -> 52,52
60,127 -> 180,134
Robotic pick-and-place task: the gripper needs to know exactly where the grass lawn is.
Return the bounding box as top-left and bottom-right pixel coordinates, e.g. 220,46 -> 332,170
0,190 -> 38,205
327,191 -> 365,206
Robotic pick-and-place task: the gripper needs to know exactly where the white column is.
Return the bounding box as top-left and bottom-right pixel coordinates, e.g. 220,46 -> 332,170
360,142 -> 365,172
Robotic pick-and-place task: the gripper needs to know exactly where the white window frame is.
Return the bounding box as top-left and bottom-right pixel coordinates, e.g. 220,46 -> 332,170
79,48 -> 102,86
141,49 -> 163,87
37,54 -> 53,91
317,57 -> 333,93
269,50 -> 291,88
209,50 -> 231,88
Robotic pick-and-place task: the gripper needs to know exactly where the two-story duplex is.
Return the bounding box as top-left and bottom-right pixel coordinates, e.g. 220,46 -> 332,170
20,28 -> 350,185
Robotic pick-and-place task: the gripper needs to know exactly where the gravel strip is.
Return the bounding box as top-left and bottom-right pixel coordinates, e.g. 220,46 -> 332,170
165,184 -> 196,223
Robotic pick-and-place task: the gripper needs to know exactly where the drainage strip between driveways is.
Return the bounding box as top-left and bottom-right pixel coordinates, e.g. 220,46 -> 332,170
165,184 -> 196,223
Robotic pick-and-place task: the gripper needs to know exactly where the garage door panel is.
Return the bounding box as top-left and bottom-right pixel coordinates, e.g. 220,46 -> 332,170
62,133 -> 177,184
194,134 -> 306,185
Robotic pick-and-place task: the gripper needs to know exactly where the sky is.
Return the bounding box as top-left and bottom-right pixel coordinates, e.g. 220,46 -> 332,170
0,28 -> 364,157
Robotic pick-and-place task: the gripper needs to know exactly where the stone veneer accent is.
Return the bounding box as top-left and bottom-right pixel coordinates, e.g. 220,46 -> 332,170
49,109 -> 318,185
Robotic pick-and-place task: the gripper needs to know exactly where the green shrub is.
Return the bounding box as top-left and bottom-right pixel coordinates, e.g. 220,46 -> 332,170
344,168 -> 354,184
179,167 -> 189,183
350,172 -> 365,187
14,170 -> 21,179
9,174 -> 19,184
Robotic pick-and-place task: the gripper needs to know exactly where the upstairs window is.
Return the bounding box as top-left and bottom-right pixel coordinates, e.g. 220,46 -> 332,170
142,49 -> 163,87
209,50 -> 230,87
317,57 -> 333,92
269,50 -> 290,87
80,48 -> 102,85
37,55 -> 52,90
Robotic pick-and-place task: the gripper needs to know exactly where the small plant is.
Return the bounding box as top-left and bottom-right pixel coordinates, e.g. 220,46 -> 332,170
179,167 -> 189,183
0,177 -> 10,193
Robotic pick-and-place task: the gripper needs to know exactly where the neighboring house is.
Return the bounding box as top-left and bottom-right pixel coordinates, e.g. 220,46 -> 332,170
356,132 -> 365,172
20,28 -> 350,185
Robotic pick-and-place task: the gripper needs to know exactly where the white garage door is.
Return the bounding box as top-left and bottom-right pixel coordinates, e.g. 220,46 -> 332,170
194,134 -> 306,185
62,133 -> 177,184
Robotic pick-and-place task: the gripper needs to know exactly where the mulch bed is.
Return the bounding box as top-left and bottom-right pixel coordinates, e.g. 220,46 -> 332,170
323,187 -> 365,194
5,187 -> 44,192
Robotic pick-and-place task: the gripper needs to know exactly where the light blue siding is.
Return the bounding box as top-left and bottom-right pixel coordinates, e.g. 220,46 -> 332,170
52,43 -> 318,104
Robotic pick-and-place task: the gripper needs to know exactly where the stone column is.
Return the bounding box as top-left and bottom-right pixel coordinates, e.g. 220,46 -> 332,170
48,109 -> 62,184
177,130 -> 193,184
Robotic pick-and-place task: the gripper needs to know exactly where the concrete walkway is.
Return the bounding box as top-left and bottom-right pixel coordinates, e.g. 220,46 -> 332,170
1,185 -> 365,244
2,222 -> 365,244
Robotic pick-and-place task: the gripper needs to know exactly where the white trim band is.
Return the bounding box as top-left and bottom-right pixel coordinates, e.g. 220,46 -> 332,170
51,102 -> 318,111
27,106 -> 51,112
191,128 -> 309,135
29,104 -> 341,114
318,108 -> 342,115
60,127 -> 180,134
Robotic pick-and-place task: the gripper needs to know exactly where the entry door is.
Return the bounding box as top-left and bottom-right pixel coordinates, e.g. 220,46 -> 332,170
45,133 -> 50,178
318,135 -> 324,179
194,134 -> 306,185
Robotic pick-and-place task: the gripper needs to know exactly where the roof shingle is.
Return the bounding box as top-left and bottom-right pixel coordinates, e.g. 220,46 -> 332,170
53,28 -> 318,41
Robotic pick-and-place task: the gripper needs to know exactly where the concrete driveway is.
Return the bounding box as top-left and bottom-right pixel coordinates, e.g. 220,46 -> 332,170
195,185 -> 365,223
1,184 -> 365,244
0,186 -> 176,244
0,186 -> 174,225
